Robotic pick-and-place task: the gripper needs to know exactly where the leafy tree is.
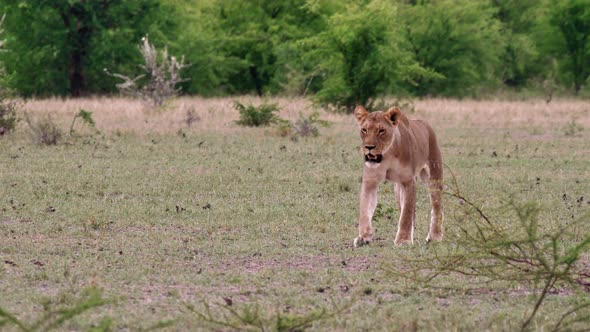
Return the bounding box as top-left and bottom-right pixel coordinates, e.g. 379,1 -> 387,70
213,0 -> 321,96
548,0 -> 590,94
168,0 -> 241,96
0,0 -> 176,96
399,0 -> 505,96
492,0 -> 542,88
301,0 -> 411,112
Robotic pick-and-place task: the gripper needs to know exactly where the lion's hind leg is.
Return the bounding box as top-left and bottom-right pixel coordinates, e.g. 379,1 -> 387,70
423,161 -> 444,242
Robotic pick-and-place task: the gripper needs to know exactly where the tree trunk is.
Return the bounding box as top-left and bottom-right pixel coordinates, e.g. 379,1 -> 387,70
61,7 -> 91,97
249,66 -> 263,97
69,51 -> 85,97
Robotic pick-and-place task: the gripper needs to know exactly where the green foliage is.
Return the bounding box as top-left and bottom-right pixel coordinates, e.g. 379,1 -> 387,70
212,0 -> 323,96
302,0 -> 407,112
372,202 -> 396,224
399,0 -> 505,96
0,14 -> 18,136
0,0 -> 587,98
493,0 -> 542,88
548,0 -> 590,94
0,0 -> 176,96
69,109 -> 97,136
171,1 -> 241,96
234,101 -> 280,127
0,287 -> 110,331
0,91 -> 18,136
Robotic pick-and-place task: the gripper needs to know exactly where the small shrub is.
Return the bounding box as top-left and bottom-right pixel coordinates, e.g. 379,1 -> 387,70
291,111 -> 330,139
0,97 -> 18,136
0,81 -> 19,137
563,119 -> 583,137
25,113 -> 62,145
184,105 -> 200,127
273,118 -> 292,137
69,109 -> 97,136
234,101 -> 280,127
105,36 -> 189,106
270,111 -> 331,140
0,15 -> 19,137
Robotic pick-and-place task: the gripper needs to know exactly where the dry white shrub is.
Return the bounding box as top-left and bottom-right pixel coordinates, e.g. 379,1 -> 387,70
105,36 -> 189,106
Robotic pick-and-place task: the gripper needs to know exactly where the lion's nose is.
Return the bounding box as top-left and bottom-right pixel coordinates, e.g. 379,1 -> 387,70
365,145 -> 376,151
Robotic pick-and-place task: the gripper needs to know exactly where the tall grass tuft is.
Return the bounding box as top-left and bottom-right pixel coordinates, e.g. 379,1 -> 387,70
24,113 -> 62,145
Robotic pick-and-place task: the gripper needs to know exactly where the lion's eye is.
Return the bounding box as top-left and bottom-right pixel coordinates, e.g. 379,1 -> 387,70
361,128 -> 367,134
378,129 -> 386,135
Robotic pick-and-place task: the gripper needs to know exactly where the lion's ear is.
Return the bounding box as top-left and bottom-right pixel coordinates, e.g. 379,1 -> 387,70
353,105 -> 369,125
384,107 -> 402,125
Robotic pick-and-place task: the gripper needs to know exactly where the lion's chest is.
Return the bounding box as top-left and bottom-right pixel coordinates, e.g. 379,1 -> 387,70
385,159 -> 415,183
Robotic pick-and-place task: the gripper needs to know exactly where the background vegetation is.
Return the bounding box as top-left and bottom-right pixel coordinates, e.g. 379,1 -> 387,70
0,0 -> 589,109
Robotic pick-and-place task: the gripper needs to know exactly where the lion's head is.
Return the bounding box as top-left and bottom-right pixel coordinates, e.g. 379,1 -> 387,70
353,106 -> 402,166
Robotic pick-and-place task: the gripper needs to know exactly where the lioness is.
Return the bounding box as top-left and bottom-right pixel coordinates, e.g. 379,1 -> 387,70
353,106 -> 443,247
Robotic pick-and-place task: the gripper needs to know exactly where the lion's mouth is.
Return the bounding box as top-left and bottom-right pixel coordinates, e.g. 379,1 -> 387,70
364,153 -> 382,164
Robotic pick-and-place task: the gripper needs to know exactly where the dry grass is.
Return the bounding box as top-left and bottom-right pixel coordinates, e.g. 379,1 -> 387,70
414,98 -> 590,128
21,97 -> 589,136
21,96 -> 350,134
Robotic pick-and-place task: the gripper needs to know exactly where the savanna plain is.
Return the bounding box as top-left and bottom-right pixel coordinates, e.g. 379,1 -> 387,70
1,97 -> 589,331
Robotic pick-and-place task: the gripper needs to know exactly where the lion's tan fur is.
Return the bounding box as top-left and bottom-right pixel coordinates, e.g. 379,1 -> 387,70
353,106 -> 443,246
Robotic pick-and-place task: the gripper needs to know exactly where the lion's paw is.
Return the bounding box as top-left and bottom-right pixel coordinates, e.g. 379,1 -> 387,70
394,237 -> 413,246
353,237 -> 371,248
426,232 -> 443,243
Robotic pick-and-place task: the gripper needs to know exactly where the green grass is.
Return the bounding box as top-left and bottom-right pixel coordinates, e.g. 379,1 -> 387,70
1,98 -> 589,330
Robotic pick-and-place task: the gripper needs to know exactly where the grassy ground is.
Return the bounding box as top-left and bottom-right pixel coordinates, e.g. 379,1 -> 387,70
1,97 -> 589,331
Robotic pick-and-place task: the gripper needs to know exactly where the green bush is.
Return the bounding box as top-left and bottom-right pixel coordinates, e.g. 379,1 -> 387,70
234,101 -> 280,127
399,0 -> 504,96
0,98 -> 18,136
301,0 -> 408,112
69,109 -> 98,136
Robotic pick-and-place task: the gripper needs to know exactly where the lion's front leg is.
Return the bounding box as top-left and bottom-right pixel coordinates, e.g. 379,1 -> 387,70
354,180 -> 378,247
394,179 -> 416,245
